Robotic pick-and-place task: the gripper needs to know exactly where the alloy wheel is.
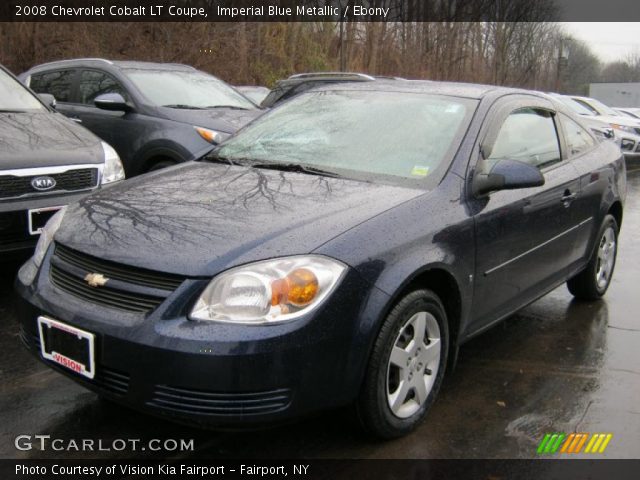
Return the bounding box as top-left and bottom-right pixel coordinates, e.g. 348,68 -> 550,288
595,226 -> 616,290
386,311 -> 441,418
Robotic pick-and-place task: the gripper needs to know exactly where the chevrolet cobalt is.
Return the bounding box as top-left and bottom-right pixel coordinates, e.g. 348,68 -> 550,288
17,81 -> 626,438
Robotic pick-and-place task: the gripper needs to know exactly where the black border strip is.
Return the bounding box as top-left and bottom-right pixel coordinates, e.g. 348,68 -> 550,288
2,0 -> 640,22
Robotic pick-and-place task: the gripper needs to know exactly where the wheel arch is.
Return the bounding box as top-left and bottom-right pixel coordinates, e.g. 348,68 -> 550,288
607,200 -> 623,229
134,145 -> 187,175
373,265 -> 464,372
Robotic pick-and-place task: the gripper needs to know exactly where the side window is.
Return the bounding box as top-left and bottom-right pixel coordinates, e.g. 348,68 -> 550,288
30,70 -> 75,103
488,108 -> 561,169
78,70 -> 128,106
559,114 -> 596,157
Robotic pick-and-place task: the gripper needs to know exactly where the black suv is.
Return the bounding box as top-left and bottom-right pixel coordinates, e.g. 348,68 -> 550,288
0,63 -> 124,257
20,59 -> 262,176
261,72 -> 403,108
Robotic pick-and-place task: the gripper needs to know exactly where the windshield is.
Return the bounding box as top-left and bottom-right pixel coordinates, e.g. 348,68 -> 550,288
575,97 -> 618,116
123,69 -> 256,110
557,96 -> 596,116
215,90 -> 477,187
0,68 -> 45,112
618,109 -> 640,120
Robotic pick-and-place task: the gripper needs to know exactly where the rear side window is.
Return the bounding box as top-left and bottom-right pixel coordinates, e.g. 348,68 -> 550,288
30,70 -> 75,103
488,108 -> 561,169
559,114 -> 596,157
78,70 -> 128,105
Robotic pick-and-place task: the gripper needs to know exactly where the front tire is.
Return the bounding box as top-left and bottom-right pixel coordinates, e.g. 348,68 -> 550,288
357,289 -> 448,439
567,214 -> 619,300
146,159 -> 177,172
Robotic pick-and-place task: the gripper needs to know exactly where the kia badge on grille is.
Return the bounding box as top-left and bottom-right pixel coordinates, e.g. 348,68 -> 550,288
31,176 -> 57,191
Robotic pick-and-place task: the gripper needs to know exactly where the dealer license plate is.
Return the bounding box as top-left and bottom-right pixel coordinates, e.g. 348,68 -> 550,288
37,316 -> 95,379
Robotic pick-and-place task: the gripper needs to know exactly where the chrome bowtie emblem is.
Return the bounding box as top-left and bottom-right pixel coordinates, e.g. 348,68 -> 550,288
84,273 -> 109,287
31,176 -> 57,191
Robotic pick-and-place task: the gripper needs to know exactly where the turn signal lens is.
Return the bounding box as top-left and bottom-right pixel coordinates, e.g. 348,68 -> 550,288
271,268 -> 319,308
194,126 -> 230,144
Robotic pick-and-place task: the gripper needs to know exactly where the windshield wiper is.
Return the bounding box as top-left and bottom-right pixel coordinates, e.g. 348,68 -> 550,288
162,104 -> 205,110
251,162 -> 343,178
203,105 -> 251,110
0,109 -> 27,113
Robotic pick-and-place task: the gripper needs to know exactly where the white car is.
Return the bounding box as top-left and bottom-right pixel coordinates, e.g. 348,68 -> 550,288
614,107 -> 640,120
556,95 -> 640,157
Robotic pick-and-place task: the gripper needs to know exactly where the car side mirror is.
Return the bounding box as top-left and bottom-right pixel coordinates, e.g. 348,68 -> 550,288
94,93 -> 131,112
38,93 -> 56,109
472,158 -> 545,197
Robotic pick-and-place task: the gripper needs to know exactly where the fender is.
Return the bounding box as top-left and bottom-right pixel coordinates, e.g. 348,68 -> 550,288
315,176 -> 476,395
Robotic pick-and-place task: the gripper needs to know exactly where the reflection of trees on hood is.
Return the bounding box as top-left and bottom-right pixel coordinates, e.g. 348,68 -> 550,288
0,113 -> 44,153
68,163 -> 343,248
0,112 -> 92,154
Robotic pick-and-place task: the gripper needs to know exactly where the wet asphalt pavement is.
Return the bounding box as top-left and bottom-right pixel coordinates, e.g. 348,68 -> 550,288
1,172 -> 639,461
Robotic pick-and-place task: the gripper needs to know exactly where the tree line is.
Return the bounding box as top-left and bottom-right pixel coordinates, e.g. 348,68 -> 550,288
0,20 -> 636,94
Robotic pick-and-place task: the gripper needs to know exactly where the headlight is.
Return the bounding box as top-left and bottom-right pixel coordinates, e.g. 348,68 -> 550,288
32,207 -> 66,268
194,126 -> 230,144
190,256 -> 346,324
101,141 -> 125,184
611,124 -> 636,134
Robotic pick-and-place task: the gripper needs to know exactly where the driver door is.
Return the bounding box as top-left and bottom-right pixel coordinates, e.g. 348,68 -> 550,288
469,98 -> 582,331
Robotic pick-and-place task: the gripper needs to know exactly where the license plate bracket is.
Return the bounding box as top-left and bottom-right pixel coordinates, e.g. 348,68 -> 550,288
28,206 -> 63,235
37,316 -> 95,379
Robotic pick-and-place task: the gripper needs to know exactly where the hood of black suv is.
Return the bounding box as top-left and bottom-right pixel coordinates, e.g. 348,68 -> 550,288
54,162 -> 423,277
158,107 -> 262,134
0,111 -> 104,169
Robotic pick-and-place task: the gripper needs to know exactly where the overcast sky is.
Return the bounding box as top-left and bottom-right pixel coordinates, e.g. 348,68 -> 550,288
562,23 -> 640,63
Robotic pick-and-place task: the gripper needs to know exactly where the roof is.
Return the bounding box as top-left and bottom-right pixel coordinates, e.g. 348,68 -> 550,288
311,79 -> 538,100
25,58 -> 196,73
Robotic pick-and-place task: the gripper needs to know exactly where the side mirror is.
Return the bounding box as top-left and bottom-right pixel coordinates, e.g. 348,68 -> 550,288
472,158 -> 545,197
38,93 -> 56,109
94,93 -> 130,112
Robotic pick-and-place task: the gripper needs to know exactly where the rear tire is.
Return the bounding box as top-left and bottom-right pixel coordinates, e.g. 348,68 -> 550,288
357,289 -> 448,439
567,214 -> 619,300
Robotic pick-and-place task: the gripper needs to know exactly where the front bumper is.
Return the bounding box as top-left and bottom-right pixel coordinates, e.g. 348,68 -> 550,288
0,191 -> 93,255
16,256 -> 387,427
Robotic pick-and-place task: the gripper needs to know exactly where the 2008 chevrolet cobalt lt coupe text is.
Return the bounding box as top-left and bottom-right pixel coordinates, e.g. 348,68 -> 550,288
16,81 -> 626,438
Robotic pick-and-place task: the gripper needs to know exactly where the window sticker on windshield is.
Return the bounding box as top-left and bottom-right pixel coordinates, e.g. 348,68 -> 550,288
445,104 -> 462,113
411,166 -> 430,177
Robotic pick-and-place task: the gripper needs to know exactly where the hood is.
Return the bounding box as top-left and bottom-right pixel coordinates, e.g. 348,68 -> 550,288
158,107 -> 262,133
0,111 -> 103,170
55,162 -> 424,277
584,113 -> 640,128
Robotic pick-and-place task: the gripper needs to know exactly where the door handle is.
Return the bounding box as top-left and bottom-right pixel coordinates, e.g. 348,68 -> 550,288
69,117 -> 82,123
561,190 -> 577,206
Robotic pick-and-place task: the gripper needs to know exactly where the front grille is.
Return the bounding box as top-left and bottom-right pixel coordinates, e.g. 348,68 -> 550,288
93,368 -> 130,395
148,385 -> 292,416
55,243 -> 184,291
50,264 -> 165,313
49,243 -> 186,314
0,211 -> 32,246
0,168 -> 98,199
